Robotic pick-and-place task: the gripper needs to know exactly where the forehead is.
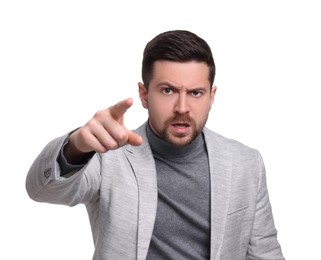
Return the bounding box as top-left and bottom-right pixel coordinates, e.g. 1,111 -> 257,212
151,60 -> 211,88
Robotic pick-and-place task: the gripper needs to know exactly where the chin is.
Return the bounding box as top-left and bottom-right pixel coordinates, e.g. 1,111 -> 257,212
166,135 -> 194,147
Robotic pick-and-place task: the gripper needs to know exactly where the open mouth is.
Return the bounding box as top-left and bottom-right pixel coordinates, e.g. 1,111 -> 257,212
172,123 -> 190,128
171,122 -> 191,134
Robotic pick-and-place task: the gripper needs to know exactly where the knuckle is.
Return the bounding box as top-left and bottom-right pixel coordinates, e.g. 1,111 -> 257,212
85,119 -> 97,130
115,131 -> 128,145
78,127 -> 88,139
93,109 -> 105,118
118,131 -> 128,141
107,140 -> 119,150
93,109 -> 110,122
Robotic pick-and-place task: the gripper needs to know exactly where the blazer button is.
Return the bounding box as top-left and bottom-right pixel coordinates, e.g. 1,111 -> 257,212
44,168 -> 52,179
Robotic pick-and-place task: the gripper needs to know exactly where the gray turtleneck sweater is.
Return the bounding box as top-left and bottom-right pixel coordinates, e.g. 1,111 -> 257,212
146,125 -> 210,260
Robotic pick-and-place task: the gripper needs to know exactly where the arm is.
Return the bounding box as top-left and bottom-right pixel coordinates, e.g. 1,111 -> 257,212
246,153 -> 285,260
25,98 -> 143,206
25,134 -> 101,206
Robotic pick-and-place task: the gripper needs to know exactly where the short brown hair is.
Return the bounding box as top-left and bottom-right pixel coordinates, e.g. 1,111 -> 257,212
142,30 -> 215,89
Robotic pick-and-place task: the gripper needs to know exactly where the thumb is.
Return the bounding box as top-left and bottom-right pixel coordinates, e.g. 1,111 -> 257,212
127,130 -> 143,146
109,98 -> 133,121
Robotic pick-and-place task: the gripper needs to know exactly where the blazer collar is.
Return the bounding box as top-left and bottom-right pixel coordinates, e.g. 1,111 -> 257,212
203,127 -> 232,259
125,123 -> 158,260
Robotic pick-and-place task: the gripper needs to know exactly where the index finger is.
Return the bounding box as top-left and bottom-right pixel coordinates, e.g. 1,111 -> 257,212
109,98 -> 133,120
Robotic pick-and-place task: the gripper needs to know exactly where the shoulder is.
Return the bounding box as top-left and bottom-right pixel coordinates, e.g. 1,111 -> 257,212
203,127 -> 256,151
203,128 -> 266,191
203,127 -> 262,163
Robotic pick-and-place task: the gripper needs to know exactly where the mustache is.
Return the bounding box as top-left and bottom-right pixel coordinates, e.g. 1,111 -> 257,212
167,114 -> 193,124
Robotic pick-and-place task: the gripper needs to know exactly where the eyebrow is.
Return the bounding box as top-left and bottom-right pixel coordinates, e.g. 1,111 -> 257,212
157,81 -> 208,92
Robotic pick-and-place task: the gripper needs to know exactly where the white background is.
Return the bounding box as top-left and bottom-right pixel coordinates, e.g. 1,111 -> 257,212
1,1 -> 320,259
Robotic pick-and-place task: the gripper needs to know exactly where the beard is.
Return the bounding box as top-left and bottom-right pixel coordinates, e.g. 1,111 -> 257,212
152,113 -> 208,147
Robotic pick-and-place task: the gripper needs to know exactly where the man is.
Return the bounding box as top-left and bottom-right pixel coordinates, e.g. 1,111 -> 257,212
26,30 -> 284,259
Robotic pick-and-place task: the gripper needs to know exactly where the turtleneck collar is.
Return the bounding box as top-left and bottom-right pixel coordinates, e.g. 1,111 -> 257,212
146,122 -> 205,158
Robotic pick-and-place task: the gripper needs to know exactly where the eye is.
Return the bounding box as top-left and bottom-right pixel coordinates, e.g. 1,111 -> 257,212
191,90 -> 203,97
162,88 -> 173,95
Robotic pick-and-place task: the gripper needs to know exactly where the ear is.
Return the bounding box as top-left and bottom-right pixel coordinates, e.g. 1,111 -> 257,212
210,85 -> 217,108
138,82 -> 148,109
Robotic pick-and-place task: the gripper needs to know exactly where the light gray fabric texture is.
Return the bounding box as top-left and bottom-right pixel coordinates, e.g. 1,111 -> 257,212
26,122 -> 285,260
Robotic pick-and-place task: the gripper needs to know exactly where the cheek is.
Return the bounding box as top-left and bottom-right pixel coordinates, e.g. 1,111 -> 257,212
194,104 -> 211,120
148,96 -> 173,116
149,103 -> 169,121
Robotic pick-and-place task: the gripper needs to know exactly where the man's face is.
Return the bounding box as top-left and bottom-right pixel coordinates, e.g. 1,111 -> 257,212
139,60 -> 216,147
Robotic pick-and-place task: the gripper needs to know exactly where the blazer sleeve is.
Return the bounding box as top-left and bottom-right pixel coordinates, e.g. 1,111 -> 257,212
246,152 -> 285,260
25,134 -> 101,206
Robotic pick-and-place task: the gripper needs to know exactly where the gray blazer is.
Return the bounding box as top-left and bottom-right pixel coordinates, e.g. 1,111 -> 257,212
26,123 -> 284,260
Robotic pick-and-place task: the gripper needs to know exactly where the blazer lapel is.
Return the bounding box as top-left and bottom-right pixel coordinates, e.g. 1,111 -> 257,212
125,124 -> 158,260
204,128 -> 232,259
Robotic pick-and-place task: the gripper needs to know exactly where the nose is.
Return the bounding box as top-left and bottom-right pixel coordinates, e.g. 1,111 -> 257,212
174,93 -> 189,114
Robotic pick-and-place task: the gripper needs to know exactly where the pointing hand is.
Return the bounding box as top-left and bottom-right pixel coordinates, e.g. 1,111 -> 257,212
65,98 -> 143,163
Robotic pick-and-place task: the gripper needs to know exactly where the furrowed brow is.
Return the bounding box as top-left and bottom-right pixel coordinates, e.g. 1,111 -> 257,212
157,82 -> 180,91
157,81 -> 208,92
